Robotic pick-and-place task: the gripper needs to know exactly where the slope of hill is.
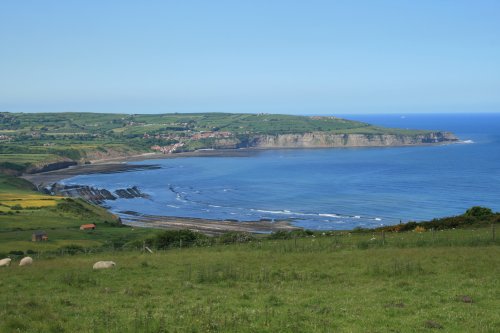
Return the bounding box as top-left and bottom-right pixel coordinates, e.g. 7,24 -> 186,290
0,112 -> 457,174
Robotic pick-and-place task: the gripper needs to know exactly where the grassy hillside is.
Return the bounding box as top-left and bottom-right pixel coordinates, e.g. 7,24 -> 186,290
0,174 -> 156,255
0,112 -> 439,173
0,174 -> 498,331
1,170 -> 497,332
0,234 -> 498,332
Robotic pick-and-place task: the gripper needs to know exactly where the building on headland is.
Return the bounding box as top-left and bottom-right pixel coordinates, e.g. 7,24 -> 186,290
150,142 -> 185,154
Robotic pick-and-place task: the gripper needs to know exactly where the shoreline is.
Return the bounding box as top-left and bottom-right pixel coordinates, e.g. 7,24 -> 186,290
121,213 -> 299,236
21,141 -> 461,185
21,148 -> 302,234
20,143 -> 459,234
21,149 -> 257,185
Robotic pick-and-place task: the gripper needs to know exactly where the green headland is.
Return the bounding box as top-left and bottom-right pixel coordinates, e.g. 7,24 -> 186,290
0,112 -> 457,175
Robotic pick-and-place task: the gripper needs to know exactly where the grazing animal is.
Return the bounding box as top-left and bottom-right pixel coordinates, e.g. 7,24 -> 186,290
19,257 -> 33,266
93,261 -> 116,270
0,258 -> 12,267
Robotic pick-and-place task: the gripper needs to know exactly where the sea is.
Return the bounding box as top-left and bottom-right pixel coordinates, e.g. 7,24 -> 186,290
61,113 -> 500,230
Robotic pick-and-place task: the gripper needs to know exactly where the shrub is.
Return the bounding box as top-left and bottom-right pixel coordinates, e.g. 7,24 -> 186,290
154,229 -> 205,249
218,232 -> 255,244
465,206 -> 493,218
414,226 -> 426,233
269,229 -> 314,239
10,204 -> 22,210
59,244 -> 85,255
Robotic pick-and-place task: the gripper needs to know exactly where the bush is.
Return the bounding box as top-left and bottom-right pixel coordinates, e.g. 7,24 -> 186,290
10,204 -> 22,210
218,232 -> 255,244
154,229 -> 206,249
414,226 -> 426,233
122,238 -> 154,250
59,244 -> 85,255
465,206 -> 493,218
269,229 -> 314,239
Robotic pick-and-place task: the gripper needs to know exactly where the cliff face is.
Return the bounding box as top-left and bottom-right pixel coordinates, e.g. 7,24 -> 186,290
26,160 -> 78,174
246,132 -> 458,149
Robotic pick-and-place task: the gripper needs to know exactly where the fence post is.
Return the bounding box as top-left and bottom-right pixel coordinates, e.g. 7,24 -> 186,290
382,231 -> 386,245
180,239 -> 183,249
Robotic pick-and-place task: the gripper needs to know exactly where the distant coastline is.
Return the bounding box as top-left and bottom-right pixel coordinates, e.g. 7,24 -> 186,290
21,136 -> 460,186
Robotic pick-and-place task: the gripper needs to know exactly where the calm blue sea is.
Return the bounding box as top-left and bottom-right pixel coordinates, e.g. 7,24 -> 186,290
62,113 -> 500,230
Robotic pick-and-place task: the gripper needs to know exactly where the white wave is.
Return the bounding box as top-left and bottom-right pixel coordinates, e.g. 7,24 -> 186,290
175,197 -> 187,203
209,204 -> 221,208
167,205 -> 179,208
254,209 -> 289,214
353,215 -> 361,219
319,213 -> 341,218
458,139 -> 474,144
374,218 -> 382,221
253,209 -> 307,216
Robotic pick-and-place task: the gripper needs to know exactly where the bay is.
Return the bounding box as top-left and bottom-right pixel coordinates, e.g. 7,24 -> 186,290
62,113 -> 500,230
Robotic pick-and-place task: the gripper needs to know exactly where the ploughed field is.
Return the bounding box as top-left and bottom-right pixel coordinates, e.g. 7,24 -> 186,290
0,233 -> 499,333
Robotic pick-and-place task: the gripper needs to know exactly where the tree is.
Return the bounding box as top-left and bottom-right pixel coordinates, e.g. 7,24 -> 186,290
464,206 -> 493,218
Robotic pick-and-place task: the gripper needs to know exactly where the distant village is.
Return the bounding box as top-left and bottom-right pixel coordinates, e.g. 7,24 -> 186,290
148,130 -> 234,154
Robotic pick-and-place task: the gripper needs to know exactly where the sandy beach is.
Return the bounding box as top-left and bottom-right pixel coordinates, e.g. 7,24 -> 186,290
122,213 -> 299,235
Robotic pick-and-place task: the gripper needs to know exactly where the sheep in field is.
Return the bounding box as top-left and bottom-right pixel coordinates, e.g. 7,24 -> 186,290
0,258 -> 12,267
19,257 -> 33,266
93,261 -> 116,270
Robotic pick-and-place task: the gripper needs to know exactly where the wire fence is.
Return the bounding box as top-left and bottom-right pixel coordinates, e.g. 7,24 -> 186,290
12,223 -> 497,260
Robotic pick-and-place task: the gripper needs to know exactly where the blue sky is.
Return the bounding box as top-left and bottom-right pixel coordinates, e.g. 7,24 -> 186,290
1,0 -> 499,114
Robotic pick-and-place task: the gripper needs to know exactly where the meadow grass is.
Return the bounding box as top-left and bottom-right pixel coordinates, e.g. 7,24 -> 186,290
0,153 -> 60,164
0,237 -> 498,333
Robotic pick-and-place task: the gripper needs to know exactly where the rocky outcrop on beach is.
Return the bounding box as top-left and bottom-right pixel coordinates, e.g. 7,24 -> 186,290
244,131 -> 458,149
48,183 -> 149,204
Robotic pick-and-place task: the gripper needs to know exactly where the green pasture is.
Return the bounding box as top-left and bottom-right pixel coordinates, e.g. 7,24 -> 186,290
0,153 -> 60,164
0,237 -> 498,332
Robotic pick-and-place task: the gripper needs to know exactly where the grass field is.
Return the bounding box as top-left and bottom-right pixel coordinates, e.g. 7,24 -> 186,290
0,233 -> 498,333
0,174 -> 157,254
0,174 -> 498,332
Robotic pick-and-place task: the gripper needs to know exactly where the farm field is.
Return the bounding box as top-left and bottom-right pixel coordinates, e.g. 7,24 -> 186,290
0,235 -> 498,332
0,174 -> 157,254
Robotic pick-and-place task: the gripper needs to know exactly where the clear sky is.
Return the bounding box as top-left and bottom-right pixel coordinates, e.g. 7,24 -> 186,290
1,0 -> 499,114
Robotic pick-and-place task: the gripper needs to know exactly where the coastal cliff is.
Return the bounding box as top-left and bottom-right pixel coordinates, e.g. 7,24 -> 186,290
1,112 -> 460,175
245,131 -> 458,149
